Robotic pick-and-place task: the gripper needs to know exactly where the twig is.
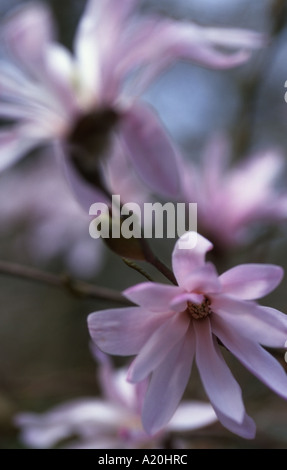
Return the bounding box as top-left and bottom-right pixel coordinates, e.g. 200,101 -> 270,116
0,260 -> 132,306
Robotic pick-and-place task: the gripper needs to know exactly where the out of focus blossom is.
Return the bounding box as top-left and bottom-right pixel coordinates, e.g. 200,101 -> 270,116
181,137 -> 287,249
89,232 -> 287,439
0,155 -> 104,277
0,0 -> 264,203
15,349 -> 217,449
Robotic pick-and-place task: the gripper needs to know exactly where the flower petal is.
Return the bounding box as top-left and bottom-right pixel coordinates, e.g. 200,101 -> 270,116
183,262 -> 221,293
168,401 -> 217,432
142,325 -> 194,435
211,296 -> 287,348
213,316 -> 287,399
172,232 -> 213,287
120,102 -> 180,198
219,264 -> 284,300
124,282 -> 182,311
213,406 -> 256,440
3,3 -> 53,70
128,313 -> 190,383
88,307 -> 173,356
194,319 -> 245,424
16,399 -> 127,449
0,128 -> 38,172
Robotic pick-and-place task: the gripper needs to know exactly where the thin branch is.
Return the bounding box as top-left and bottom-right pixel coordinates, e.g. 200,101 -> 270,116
122,258 -> 155,282
0,260 -> 132,306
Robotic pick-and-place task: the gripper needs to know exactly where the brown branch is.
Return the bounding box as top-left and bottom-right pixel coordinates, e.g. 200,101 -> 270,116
0,260 -> 132,306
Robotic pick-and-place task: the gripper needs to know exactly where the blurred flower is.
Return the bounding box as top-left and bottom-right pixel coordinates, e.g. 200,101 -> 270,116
15,348 -> 217,449
0,0 -> 264,203
181,137 -> 287,249
0,155 -> 104,277
89,231 -> 287,439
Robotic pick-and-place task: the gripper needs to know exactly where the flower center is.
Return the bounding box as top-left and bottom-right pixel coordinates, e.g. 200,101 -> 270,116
186,297 -> 212,320
67,108 -> 120,186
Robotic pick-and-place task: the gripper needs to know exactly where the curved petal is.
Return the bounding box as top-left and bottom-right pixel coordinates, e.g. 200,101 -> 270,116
124,282 -> 182,311
88,307 -> 173,356
213,316 -> 287,399
170,293 -> 204,313
211,296 -> 287,348
120,103 -> 180,198
172,232 -> 213,287
16,400 -> 126,449
142,326 -> 195,435
0,128 -> 38,172
213,406 -> 256,440
128,313 -> 190,382
182,262 -> 220,293
3,3 -> 53,70
219,264 -> 284,300
194,319 -> 245,424
168,401 -> 217,431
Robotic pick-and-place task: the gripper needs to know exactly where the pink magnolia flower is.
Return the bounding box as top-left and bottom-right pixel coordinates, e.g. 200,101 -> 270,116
88,232 -> 287,439
15,349 -> 217,449
0,155 -> 104,277
0,0 -> 264,203
181,137 -> 287,248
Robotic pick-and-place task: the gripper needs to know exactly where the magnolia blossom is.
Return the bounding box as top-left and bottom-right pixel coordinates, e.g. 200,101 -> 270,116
181,137 -> 287,248
15,350 -> 217,449
89,232 -> 287,439
0,154 -> 105,277
0,0 -> 264,204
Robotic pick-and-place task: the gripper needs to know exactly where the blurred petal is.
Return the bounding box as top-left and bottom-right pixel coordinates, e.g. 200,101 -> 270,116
168,401 -> 217,431
0,128 -> 37,171
213,317 -> 287,399
194,319 -> 245,424
172,232 -> 213,287
88,307 -> 173,356
142,326 -> 194,435
16,400 -> 126,448
219,264 -> 284,300
3,3 -> 53,69
212,296 -> 287,348
120,103 -> 180,198
213,407 -> 256,440
128,313 -> 190,382
124,282 -> 182,311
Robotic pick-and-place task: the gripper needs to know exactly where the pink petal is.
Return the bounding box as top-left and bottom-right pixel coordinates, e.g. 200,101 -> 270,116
172,232 -> 213,287
0,128 -> 37,172
3,4 -> 53,69
213,407 -> 256,440
88,307 -> 173,356
213,316 -> 287,399
142,325 -> 194,435
219,264 -> 284,300
128,313 -> 190,382
211,296 -> 287,348
168,401 -> 217,431
120,103 -> 180,198
170,293 -> 205,313
194,319 -> 245,424
182,262 -> 221,293
123,282 -> 182,312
